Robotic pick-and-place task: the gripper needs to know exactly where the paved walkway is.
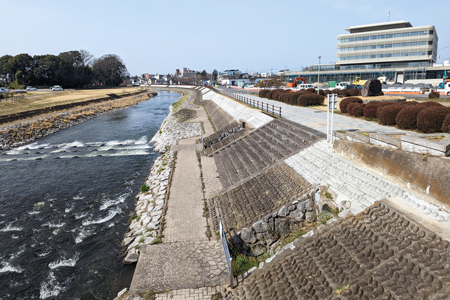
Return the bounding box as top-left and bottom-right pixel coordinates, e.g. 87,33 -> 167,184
224,89 -> 416,135
129,89 -> 228,299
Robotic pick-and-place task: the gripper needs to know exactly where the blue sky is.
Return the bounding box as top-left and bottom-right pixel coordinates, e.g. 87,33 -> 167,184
2,0 -> 449,76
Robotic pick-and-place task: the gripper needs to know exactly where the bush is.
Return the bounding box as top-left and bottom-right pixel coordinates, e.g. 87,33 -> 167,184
378,104 -> 404,125
420,101 -> 442,107
140,185 -> 150,193
363,102 -> 379,119
428,91 -> 440,99
347,102 -> 360,116
330,89 -> 340,95
442,114 -> 450,133
266,90 -> 276,99
396,104 -> 425,130
297,94 -> 324,106
289,92 -> 303,105
352,104 -> 365,117
338,89 -> 350,97
348,88 -> 361,96
305,88 -> 316,94
375,102 -> 396,118
340,97 -> 363,113
417,106 -> 450,133
259,90 -> 270,98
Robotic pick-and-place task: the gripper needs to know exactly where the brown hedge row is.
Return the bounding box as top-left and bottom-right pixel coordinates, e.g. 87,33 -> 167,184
378,104 -> 404,126
297,94 -> 325,106
340,97 -> 363,113
417,107 -> 450,133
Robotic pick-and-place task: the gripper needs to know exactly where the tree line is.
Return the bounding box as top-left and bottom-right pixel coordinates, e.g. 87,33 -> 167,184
0,50 -> 129,88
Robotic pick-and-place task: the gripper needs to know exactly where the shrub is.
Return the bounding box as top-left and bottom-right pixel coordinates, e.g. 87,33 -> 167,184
338,89 -> 350,97
363,102 -> 379,119
378,104 -> 404,125
428,91 -> 440,99
140,185 -> 150,193
347,102 -> 360,116
348,88 -> 361,96
297,94 -> 324,106
420,101 -> 442,107
259,90 -> 270,98
442,114 -> 450,133
375,102 -> 396,118
396,104 -> 425,130
281,93 -> 291,103
266,90 -> 276,99
289,92 -> 303,105
330,89 -> 340,94
417,106 -> 450,133
352,104 -> 365,117
305,88 -> 316,94
340,97 -> 363,113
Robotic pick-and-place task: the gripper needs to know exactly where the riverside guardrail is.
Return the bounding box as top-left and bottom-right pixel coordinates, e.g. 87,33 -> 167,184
215,88 -> 282,117
218,214 -> 234,287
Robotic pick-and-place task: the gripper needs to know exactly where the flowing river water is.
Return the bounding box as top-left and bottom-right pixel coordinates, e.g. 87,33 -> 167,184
0,90 -> 180,299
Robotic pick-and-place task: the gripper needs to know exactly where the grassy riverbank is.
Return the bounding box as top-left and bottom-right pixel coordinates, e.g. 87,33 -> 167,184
0,87 -> 145,116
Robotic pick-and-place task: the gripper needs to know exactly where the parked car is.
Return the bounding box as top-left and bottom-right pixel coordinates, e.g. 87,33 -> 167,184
51,85 -> 63,91
0,87 -> 9,93
26,86 -> 37,91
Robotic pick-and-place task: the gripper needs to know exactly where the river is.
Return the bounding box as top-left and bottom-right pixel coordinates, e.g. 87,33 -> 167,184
0,90 -> 180,299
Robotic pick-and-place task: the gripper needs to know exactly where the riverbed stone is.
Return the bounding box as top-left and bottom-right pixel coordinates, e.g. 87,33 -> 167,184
290,209 -> 305,221
124,248 -> 139,264
278,206 -> 289,217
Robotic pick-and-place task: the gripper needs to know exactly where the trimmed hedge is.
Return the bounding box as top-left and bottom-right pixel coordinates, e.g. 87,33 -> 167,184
395,104 -> 425,130
347,102 -> 360,116
297,94 -> 324,106
305,88 -> 316,94
378,104 -> 404,126
428,91 -> 440,99
348,88 -> 361,96
442,114 -> 450,133
363,102 -> 379,119
259,90 -> 270,98
417,107 -> 450,133
352,103 -> 365,117
375,102 -> 396,118
340,97 -> 363,113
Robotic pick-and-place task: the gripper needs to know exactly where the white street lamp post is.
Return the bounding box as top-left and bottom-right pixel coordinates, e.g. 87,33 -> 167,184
317,56 -> 321,94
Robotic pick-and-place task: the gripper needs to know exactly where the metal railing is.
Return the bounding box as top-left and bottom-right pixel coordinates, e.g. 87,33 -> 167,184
218,214 -> 234,287
217,89 -> 282,117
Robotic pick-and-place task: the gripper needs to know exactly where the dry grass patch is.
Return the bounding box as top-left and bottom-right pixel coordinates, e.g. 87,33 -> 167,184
0,87 -> 143,116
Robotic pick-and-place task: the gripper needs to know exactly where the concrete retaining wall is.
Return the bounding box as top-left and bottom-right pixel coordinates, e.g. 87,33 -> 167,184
202,90 -> 272,129
334,139 -> 450,207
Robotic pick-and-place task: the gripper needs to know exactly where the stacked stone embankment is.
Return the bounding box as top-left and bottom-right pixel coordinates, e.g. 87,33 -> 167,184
285,140 -> 450,222
225,201 -> 450,299
209,162 -> 315,255
123,152 -> 174,264
202,90 -> 273,129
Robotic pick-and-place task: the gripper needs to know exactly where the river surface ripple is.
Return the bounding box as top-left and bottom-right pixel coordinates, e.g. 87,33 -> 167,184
0,90 -> 180,300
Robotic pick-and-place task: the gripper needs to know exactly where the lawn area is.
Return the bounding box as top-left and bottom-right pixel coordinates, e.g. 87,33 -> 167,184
0,87 -> 144,116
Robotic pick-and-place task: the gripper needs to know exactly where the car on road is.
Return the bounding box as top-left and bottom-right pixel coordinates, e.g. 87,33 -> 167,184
26,86 -> 37,91
0,87 -> 9,93
51,85 -> 63,91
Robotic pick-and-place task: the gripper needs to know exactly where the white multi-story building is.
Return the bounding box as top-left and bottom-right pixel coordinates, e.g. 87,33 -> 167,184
336,21 -> 438,71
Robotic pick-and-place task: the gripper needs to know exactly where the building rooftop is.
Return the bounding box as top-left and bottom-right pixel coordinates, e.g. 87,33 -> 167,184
345,20 -> 413,34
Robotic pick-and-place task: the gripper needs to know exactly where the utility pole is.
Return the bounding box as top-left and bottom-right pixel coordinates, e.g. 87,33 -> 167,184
317,56 -> 321,94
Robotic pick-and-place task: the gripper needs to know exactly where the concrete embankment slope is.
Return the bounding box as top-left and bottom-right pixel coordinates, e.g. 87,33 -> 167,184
202,89 -> 273,129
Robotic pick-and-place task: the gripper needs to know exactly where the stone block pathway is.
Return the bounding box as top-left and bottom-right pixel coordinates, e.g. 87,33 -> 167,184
130,241 -> 228,294
128,90 -> 229,299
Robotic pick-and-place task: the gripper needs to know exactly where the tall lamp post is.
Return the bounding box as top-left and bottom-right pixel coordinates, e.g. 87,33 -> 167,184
317,56 -> 321,94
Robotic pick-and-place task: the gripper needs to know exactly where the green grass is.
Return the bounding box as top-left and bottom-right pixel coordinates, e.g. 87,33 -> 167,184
172,91 -> 189,113
231,252 -> 259,277
140,185 -> 149,193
